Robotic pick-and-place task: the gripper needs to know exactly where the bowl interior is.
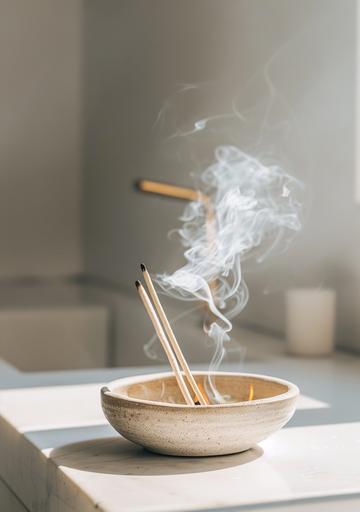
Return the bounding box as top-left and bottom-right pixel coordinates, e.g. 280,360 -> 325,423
112,373 -> 289,405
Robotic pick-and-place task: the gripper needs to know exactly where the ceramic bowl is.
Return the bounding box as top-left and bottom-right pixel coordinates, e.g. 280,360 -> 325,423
101,371 -> 299,457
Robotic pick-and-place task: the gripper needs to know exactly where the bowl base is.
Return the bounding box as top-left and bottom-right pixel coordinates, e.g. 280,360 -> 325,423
144,445 -> 254,458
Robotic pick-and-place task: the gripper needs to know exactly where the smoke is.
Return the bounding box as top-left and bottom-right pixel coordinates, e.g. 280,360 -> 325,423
157,145 -> 302,316
145,57 -> 306,402
155,146 -> 302,401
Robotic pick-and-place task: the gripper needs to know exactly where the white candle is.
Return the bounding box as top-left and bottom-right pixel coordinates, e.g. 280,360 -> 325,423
285,288 -> 336,356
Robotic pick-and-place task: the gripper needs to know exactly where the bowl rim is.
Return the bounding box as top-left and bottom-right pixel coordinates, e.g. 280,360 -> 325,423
101,371 -> 299,409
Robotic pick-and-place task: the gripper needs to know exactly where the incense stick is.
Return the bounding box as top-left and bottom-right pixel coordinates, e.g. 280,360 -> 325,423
140,264 -> 207,406
135,280 -> 194,406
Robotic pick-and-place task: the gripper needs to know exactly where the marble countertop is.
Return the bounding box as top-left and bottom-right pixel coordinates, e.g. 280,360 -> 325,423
1,329 -> 360,512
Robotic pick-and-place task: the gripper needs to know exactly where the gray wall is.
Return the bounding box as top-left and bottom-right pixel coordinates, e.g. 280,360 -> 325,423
83,0 -> 359,361
0,0 -> 82,277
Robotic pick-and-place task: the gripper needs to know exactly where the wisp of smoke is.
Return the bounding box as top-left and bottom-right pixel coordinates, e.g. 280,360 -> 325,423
156,144 -> 303,401
146,46 -> 308,401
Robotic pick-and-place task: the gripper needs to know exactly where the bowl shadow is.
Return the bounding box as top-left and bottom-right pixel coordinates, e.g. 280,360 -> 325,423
50,436 -> 263,476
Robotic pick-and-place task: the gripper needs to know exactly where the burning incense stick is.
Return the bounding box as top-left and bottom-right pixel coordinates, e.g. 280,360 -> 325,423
141,264 -> 207,406
135,280 -> 195,406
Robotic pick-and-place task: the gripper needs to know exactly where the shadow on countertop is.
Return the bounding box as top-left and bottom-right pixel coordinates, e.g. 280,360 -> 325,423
50,435 -> 263,476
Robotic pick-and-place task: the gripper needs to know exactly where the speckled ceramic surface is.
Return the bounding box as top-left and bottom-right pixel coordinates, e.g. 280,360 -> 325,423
101,371 -> 299,457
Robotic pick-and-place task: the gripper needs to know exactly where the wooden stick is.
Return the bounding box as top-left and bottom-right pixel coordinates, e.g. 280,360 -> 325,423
135,280 -> 194,406
136,179 -> 218,311
136,179 -> 208,202
140,264 -> 207,406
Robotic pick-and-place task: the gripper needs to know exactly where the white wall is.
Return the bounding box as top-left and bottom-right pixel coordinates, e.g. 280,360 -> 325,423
0,0 -> 82,277
83,0 -> 359,361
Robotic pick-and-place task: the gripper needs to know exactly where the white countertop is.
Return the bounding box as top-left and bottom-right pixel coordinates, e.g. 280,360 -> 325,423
1,329 -> 360,512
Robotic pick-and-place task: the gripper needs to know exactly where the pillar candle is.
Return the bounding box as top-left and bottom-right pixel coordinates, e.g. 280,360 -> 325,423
285,288 -> 336,356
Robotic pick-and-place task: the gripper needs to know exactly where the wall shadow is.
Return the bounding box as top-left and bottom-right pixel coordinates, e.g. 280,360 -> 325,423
50,436 -> 263,476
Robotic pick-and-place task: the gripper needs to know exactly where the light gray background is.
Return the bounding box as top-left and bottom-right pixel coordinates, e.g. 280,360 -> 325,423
0,0 -> 82,277
1,1 -> 358,366
83,0 -> 359,359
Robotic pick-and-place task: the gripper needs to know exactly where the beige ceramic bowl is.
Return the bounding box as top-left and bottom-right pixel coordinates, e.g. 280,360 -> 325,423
101,371 -> 299,457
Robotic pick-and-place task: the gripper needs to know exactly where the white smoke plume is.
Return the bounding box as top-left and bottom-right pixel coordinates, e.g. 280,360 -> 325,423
155,146 -> 302,400
145,57 -> 306,402
157,145 -> 302,319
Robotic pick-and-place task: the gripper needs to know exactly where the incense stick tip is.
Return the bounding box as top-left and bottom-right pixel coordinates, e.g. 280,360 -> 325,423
135,280 -> 141,289
140,263 -> 146,272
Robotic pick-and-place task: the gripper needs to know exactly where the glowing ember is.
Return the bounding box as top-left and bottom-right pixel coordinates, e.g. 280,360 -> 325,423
248,384 -> 254,401
194,382 -> 211,405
